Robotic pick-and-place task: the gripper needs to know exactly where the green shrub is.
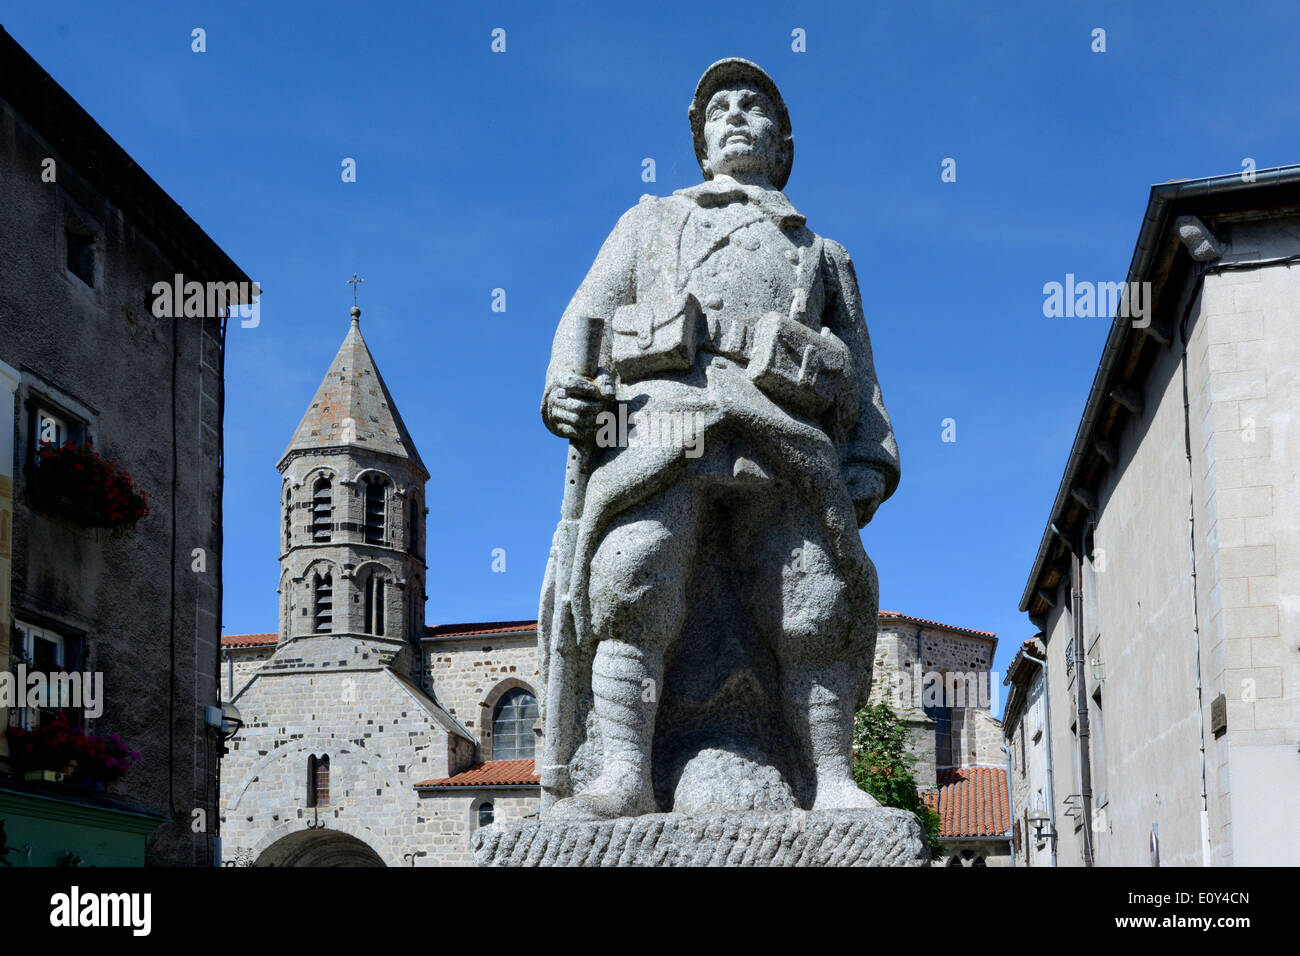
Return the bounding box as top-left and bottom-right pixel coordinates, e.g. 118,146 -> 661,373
852,701 -> 943,860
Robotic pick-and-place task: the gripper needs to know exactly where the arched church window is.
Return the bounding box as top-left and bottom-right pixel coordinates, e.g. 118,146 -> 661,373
477,801 -> 494,828
312,478 -> 333,541
491,688 -> 539,760
409,493 -> 421,555
314,571 -> 333,633
971,856 -> 987,868
279,573 -> 291,637
363,572 -> 386,636
947,856 -> 963,867
925,684 -> 954,769
409,582 -> 423,641
307,754 -> 330,807
364,476 -> 387,544
284,488 -> 293,550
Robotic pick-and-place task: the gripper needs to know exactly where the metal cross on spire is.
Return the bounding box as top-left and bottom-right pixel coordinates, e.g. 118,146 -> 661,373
348,272 -> 365,306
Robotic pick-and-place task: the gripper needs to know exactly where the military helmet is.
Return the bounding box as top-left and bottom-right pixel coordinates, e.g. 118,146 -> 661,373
689,57 -> 793,190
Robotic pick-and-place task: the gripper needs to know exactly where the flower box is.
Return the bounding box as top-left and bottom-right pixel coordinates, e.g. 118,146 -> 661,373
34,442 -> 149,537
6,713 -> 139,787
22,769 -> 72,784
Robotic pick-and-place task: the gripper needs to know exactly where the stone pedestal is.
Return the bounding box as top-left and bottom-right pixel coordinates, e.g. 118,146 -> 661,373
472,807 -> 928,867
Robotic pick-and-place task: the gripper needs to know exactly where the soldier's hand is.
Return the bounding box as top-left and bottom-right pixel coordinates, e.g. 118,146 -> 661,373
845,466 -> 887,527
543,370 -> 614,441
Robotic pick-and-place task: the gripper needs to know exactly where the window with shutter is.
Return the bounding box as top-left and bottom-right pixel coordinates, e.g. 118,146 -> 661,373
364,478 -> 386,544
312,478 -> 333,541
314,572 -> 333,633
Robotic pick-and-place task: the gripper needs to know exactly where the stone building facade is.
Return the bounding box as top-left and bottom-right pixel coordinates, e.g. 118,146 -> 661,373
0,27 -> 251,866
1017,165 -> 1300,866
1002,638 -> 1054,867
218,312 -> 546,867
222,619 -> 544,867
870,612 -> 1011,866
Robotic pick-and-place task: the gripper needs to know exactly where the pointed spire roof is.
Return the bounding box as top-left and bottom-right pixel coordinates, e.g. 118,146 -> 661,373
279,306 -> 427,476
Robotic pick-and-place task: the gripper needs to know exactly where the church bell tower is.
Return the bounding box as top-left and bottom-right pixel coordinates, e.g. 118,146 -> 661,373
276,302 -> 429,662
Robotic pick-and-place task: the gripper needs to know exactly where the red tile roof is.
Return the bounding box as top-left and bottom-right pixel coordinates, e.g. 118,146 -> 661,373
227,613 -> 985,648
414,759 -> 538,789
222,620 -> 539,648
423,621 -> 537,639
879,611 -> 995,639
1004,636 -> 1047,688
222,633 -> 277,648
921,767 -> 1010,838
428,615 -> 991,640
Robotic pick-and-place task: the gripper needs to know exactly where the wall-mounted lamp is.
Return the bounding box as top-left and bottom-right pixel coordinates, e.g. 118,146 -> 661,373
211,701 -> 243,757
1027,807 -> 1057,843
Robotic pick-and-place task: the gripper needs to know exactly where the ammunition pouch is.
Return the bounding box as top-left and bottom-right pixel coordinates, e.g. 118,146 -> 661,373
611,294 -> 700,383
748,311 -> 855,419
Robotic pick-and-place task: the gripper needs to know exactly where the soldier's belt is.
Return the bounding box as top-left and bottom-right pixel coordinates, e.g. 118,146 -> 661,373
611,300 -> 853,419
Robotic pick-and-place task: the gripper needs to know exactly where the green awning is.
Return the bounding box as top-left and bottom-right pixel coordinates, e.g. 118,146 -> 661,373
0,785 -> 165,867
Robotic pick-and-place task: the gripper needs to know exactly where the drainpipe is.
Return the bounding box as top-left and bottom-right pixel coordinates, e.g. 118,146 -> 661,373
1177,268 -> 1213,867
1072,551 -> 1095,866
1022,650 -> 1058,867
1001,740 -> 1016,868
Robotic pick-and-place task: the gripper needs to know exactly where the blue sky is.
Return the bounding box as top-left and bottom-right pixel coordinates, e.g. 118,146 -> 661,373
8,1 -> 1300,691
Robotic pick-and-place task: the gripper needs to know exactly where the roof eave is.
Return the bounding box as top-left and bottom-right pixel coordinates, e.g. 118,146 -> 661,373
276,442 -> 427,477
420,629 -> 538,642
0,27 -> 252,289
413,783 -> 540,792
1019,165 -> 1300,614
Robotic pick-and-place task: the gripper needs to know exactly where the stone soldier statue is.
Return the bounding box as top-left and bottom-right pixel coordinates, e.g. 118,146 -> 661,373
538,58 -> 900,823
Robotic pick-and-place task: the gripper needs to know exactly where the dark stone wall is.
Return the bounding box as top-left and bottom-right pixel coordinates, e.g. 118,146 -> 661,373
0,97 -> 228,865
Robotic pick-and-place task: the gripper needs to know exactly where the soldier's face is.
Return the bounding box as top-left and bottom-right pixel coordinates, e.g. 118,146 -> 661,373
702,85 -> 783,184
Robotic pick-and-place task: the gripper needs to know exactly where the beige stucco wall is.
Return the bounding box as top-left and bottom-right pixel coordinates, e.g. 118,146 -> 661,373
1196,222 -> 1300,866
1072,284 -> 1210,868
1039,217 -> 1300,867
1008,667 -> 1054,867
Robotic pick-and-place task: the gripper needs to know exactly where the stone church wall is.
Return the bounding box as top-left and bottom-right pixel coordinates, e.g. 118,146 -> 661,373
418,790 -> 538,866
221,666 -> 463,866
423,632 -> 541,756
870,620 -> 1001,787
951,708 -> 1007,768
223,648 -> 273,699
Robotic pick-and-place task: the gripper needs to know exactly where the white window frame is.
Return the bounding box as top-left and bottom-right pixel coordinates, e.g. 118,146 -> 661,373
16,619 -> 65,667
13,620 -> 68,729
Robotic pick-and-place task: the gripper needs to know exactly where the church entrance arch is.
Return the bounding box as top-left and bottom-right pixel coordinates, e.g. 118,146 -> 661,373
255,829 -> 386,867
